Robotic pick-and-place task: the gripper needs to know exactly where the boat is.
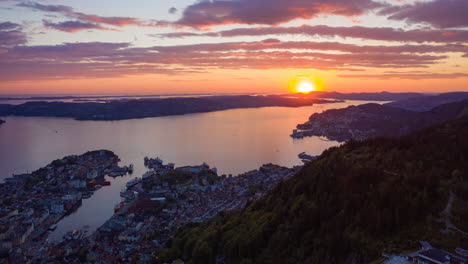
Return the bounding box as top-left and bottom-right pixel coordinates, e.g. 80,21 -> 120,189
126,177 -> 141,188
108,171 -> 124,177
88,180 -> 111,187
120,190 -> 136,201
48,224 -> 57,231
142,171 -> 153,180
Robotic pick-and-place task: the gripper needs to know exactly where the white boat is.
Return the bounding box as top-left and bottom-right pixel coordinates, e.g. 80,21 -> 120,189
126,177 -> 141,188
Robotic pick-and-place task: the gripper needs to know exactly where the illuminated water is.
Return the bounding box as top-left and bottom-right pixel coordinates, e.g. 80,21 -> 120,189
0,100 -> 376,241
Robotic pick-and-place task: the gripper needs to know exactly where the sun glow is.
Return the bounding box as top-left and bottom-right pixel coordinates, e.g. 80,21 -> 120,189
297,81 -> 316,93
289,76 -> 322,94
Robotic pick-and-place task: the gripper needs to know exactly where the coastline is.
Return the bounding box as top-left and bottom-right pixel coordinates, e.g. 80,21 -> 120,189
0,95 -> 342,121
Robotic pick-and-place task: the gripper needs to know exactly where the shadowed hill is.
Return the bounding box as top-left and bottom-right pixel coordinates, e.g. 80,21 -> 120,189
159,113 -> 468,264
292,99 -> 468,141
385,92 -> 468,112
309,91 -> 424,101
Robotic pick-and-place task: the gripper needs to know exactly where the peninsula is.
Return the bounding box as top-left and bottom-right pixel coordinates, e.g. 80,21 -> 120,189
291,99 -> 468,141
0,95 -> 340,121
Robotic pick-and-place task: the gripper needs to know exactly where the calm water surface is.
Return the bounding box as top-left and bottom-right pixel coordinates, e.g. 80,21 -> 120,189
0,100 -> 375,241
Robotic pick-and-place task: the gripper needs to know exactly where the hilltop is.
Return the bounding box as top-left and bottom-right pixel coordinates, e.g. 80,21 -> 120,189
309,91 -> 425,101
385,92 -> 468,112
159,113 -> 468,264
291,99 -> 468,141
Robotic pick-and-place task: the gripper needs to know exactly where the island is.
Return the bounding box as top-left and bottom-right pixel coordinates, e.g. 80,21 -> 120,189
0,119 -> 5,125
291,99 -> 468,141
0,95 -> 341,121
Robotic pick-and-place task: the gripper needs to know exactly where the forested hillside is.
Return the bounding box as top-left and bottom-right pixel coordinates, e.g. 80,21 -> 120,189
159,114 -> 468,264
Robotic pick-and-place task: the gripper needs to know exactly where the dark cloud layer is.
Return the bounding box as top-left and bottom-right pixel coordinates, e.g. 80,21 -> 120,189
0,21 -> 27,47
154,24 -> 468,43
175,0 -> 382,28
1,39 -> 466,81
382,0 -> 468,29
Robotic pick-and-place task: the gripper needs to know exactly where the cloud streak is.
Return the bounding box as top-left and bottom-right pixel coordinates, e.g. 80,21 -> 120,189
0,21 -> 27,47
153,24 -> 468,44
1,39 -> 465,81
43,20 -> 111,33
17,1 -> 145,32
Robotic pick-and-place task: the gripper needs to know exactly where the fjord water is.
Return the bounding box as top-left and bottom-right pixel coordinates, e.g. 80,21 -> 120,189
0,100 -> 373,241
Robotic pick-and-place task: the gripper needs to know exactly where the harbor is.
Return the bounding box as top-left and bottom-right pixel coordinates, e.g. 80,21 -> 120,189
4,154 -> 302,263
0,150 -> 133,261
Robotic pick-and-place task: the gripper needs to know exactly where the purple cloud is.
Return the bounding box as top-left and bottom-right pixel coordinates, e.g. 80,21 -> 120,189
0,21 -> 21,31
18,2 -> 139,28
43,20 -> 108,32
382,0 -> 468,28
0,21 -> 27,47
154,24 -> 468,43
0,39 -> 465,81
175,0 -> 383,28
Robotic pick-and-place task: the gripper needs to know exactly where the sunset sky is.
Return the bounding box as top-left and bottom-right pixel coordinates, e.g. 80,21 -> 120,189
0,0 -> 467,95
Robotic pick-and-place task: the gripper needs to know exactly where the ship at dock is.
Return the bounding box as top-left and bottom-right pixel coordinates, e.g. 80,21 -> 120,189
126,177 -> 141,188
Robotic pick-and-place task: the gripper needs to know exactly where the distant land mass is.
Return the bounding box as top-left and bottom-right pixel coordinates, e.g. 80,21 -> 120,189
292,99 -> 468,141
159,111 -> 468,264
0,119 -> 4,125
0,91 -> 425,102
385,92 -> 468,112
309,91 -> 425,101
0,95 -> 340,121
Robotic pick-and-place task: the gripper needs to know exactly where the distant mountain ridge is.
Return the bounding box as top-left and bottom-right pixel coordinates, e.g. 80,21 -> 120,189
0,95 -> 339,121
310,91 -> 425,101
292,99 -> 468,141
385,92 -> 468,112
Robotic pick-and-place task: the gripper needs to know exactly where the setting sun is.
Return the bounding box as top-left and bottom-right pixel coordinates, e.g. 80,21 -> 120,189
297,81 -> 316,94
289,76 -> 322,94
